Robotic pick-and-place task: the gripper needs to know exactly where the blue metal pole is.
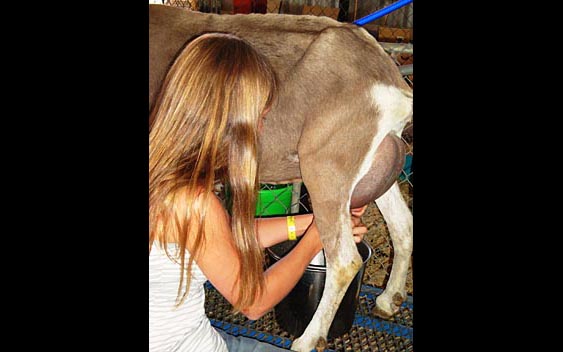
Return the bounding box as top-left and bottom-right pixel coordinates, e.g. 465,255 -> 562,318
353,0 -> 413,26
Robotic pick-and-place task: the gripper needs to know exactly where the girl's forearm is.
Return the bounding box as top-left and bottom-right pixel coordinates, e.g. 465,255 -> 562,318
255,213 -> 314,248
241,224 -> 322,319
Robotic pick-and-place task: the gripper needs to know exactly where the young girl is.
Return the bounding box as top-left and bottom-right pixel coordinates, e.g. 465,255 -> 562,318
149,33 -> 367,352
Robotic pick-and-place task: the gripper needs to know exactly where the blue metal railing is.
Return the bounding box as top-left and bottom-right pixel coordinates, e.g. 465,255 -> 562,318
353,0 -> 413,26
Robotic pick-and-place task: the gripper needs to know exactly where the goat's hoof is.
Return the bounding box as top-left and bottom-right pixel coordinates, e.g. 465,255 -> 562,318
373,292 -> 404,319
291,336 -> 317,352
372,304 -> 395,319
392,292 -> 405,306
315,337 -> 328,351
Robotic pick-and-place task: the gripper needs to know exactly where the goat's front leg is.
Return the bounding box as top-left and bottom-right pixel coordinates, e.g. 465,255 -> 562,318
373,181 -> 413,318
291,200 -> 362,352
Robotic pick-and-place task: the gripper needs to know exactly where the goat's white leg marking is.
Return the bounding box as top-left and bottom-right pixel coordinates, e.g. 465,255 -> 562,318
374,182 -> 413,318
351,83 -> 412,211
365,84 -> 412,318
292,205 -> 362,352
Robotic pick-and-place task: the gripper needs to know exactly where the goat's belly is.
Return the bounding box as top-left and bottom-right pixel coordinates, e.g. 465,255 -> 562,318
350,133 -> 405,208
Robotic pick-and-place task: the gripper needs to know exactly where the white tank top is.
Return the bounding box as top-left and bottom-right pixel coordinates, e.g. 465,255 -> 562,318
149,242 -> 228,352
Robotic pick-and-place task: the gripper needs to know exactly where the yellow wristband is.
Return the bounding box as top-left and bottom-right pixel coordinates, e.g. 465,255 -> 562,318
287,215 -> 297,240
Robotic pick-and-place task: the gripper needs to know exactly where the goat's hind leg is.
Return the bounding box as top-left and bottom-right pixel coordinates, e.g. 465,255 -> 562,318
290,127 -> 368,350
290,196 -> 363,352
373,181 -> 413,318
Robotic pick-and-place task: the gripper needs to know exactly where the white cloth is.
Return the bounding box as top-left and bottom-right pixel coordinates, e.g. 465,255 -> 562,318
149,242 -> 228,352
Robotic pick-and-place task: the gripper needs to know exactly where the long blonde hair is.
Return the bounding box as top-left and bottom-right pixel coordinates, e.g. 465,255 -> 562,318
149,33 -> 277,310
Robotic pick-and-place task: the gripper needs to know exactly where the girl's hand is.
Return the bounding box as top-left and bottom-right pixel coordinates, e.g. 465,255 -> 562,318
351,205 -> 368,217
350,205 -> 368,243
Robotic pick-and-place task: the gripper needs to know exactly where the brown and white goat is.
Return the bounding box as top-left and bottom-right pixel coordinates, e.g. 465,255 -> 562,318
149,5 -> 413,351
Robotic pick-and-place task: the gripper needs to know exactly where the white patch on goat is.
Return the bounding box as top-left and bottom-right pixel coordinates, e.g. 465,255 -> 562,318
348,83 -> 411,318
349,84 -> 412,205
374,182 -> 413,316
370,84 -> 412,138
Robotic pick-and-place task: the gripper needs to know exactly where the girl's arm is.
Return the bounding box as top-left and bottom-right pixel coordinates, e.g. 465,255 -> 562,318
189,193 -> 322,321
255,214 -> 314,248
255,205 -> 368,248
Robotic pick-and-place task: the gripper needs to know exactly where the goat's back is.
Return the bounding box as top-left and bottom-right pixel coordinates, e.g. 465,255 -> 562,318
149,4 -> 410,183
